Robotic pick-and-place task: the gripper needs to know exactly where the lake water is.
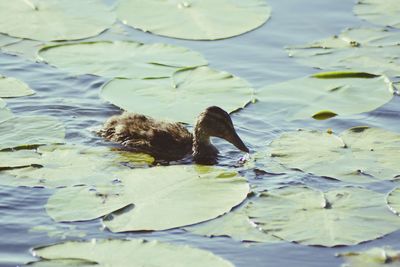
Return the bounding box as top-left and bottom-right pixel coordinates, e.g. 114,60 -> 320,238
1,0 -> 400,266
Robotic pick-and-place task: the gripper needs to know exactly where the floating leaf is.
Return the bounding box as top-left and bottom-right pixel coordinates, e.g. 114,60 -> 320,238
0,150 -> 40,170
101,66 -> 253,123
354,0 -> 400,29
286,28 -> 400,77
0,75 -> 35,97
116,0 -> 271,40
0,0 -> 115,41
0,99 -> 13,123
3,145 -> 153,188
337,247 -> 400,267
312,110 -> 337,120
0,116 -> 65,150
38,41 -> 207,79
269,127 -> 400,183
30,239 -> 234,267
185,208 -> 281,243
0,33 -> 19,47
47,165 -> 249,232
257,72 -> 393,121
387,187 -> 400,215
247,186 -> 400,247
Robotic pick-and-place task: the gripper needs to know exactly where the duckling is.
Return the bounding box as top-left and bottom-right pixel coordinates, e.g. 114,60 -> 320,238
98,106 -> 249,164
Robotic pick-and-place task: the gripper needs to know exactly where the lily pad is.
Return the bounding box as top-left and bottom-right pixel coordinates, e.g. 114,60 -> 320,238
257,72 -> 394,121
38,41 -> 207,79
269,127 -> 400,183
3,145 -> 153,188
0,99 -> 13,123
30,239 -> 234,267
286,28 -> 400,77
185,208 -> 281,243
101,66 -> 253,123
354,0 -> 400,29
387,187 -> 400,215
116,0 -> 271,40
0,0 -> 115,41
46,165 -> 249,231
0,150 -> 40,170
0,75 -> 35,97
0,33 -> 19,47
247,186 -> 400,247
337,247 -> 400,267
0,116 -> 65,150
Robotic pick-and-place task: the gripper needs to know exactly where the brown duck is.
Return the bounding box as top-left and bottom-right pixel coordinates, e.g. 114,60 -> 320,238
99,106 -> 249,164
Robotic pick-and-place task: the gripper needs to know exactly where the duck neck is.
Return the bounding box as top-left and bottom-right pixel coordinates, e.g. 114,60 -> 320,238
192,125 -> 218,164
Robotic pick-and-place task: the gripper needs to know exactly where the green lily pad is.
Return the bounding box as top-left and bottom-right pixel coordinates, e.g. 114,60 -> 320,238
0,99 -> 13,123
30,239 -> 234,267
337,247 -> 400,267
46,165 -> 249,231
0,33 -> 19,47
387,187 -> 400,215
0,75 -> 35,97
0,0 -> 115,41
247,186 -> 400,247
116,0 -> 271,40
354,0 -> 400,29
269,127 -> 400,183
0,150 -> 40,170
101,66 -> 253,123
286,28 -> 400,77
0,116 -> 65,150
257,72 -> 394,121
185,207 -> 281,243
38,41 -> 207,79
3,145 -> 153,188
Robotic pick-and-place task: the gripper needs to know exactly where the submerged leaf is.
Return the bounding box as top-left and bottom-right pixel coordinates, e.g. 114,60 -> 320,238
47,165 -> 249,231
268,127 -> 400,183
30,239 -> 234,267
101,66 -> 253,123
116,0 -> 271,40
0,99 -> 13,123
257,73 -> 393,121
38,41 -> 207,79
338,247 -> 400,267
0,116 -> 65,150
247,186 -> 400,247
0,0 -> 115,41
0,75 -> 35,97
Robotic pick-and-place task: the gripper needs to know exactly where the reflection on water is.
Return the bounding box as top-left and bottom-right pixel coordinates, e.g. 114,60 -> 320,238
1,0 -> 400,266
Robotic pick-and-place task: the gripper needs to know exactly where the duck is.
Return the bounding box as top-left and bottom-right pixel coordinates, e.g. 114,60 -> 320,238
98,106 -> 249,164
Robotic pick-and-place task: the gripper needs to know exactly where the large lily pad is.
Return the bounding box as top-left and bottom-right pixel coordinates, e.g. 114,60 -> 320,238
30,239 -> 234,267
116,0 -> 271,40
387,187 -> 400,215
354,0 -> 400,29
269,127 -> 400,183
0,99 -> 13,123
247,186 -> 400,247
3,145 -> 153,188
0,0 -> 115,41
101,66 -> 253,123
257,72 -> 394,121
286,28 -> 400,77
0,75 -> 35,97
46,165 -> 249,232
337,247 -> 400,267
38,41 -> 207,79
0,116 -> 65,150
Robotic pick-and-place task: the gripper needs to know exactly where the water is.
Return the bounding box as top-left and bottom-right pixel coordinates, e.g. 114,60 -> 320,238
1,0 -> 400,266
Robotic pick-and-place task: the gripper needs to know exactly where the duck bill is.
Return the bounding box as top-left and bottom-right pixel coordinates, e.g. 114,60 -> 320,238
226,131 -> 249,153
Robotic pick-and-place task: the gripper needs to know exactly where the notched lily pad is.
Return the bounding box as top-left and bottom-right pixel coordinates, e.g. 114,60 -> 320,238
257,72 -> 394,121
268,127 -> 400,183
0,0 -> 115,41
0,116 -> 65,150
337,247 -> 400,267
354,0 -> 400,29
101,66 -> 253,123
38,41 -> 207,79
46,165 -> 249,232
246,186 -> 400,247
117,0 -> 271,40
0,75 -> 35,97
30,239 -> 234,267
